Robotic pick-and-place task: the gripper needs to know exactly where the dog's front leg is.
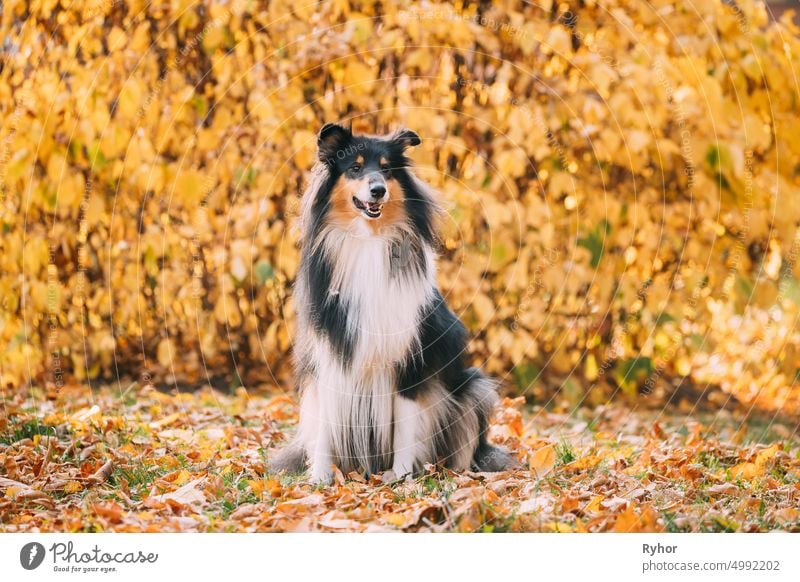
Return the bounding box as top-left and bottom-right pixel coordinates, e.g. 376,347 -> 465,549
308,406 -> 334,485
309,434 -> 334,485
387,394 -> 423,480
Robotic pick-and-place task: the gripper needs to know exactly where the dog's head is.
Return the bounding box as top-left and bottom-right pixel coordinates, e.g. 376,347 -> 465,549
301,123 -> 440,244
315,123 -> 422,221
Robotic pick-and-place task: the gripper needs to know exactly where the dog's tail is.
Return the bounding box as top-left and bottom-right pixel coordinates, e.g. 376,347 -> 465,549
462,368 -> 520,473
472,440 -> 518,472
267,437 -> 307,474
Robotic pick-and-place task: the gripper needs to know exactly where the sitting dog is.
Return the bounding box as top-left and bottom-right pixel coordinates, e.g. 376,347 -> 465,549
270,123 -> 515,484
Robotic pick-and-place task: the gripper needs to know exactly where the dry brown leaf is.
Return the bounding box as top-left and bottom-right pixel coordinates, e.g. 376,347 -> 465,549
614,504 -> 662,533
147,477 -> 207,509
562,455 -> 602,472
87,459 -> 115,484
708,483 -> 739,496
92,501 -> 125,522
230,503 -> 260,520
0,476 -> 31,489
529,444 -> 556,479
149,412 -> 183,430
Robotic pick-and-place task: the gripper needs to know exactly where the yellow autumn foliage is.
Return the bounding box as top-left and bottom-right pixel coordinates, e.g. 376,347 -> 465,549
1,0 -> 800,415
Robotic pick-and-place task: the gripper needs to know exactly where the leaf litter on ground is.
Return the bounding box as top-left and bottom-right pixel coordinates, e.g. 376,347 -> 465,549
1,383 -> 798,532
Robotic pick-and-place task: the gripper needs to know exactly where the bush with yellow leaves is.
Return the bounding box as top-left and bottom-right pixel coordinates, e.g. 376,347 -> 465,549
1,0 -> 799,415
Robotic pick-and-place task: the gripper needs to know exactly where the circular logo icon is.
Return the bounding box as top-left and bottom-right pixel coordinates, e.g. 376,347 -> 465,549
20,542 -> 46,570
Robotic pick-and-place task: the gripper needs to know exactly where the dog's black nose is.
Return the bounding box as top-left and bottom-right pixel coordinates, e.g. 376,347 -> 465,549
370,185 -> 386,199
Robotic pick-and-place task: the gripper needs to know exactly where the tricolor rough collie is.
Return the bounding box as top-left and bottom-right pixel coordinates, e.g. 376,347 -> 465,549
270,123 -> 515,484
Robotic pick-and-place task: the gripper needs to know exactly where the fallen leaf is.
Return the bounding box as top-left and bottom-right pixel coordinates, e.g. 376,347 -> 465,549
64,480 -> 84,494
529,444 -> 556,479
88,459 -> 115,484
585,495 -> 605,513
563,455 -> 602,472
708,483 -> 739,495
614,504 -> 662,532
230,504 -> 260,520
543,521 -> 574,533
149,412 -> 182,430
93,501 -> 125,522
384,513 -> 406,527
0,476 -> 31,489
147,477 -> 207,509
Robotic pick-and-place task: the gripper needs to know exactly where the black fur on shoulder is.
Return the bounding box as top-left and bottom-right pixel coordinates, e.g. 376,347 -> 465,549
396,289 -> 468,399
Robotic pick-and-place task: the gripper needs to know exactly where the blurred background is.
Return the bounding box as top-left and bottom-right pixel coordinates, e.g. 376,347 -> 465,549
1,0 -> 800,419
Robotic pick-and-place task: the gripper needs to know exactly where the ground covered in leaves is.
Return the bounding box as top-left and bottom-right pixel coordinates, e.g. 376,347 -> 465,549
1,383 -> 799,532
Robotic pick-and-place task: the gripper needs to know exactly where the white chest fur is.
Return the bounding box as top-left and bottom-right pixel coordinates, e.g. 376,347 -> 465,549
309,225 -> 436,471
325,226 -> 435,369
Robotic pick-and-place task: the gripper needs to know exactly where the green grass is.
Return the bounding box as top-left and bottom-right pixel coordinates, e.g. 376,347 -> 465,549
0,419 -> 57,445
697,450 -> 721,471
417,473 -> 456,499
403,471 -> 458,504
702,515 -> 739,533
555,441 -> 577,465
662,511 -> 691,533
111,462 -> 170,499
215,471 -> 260,518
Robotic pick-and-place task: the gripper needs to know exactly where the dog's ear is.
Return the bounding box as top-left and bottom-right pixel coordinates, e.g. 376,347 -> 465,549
317,123 -> 351,163
391,127 -> 421,150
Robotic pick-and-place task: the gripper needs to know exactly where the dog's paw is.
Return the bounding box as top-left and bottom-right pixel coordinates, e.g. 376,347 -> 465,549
380,470 -> 397,483
309,468 -> 334,486
382,467 -> 412,483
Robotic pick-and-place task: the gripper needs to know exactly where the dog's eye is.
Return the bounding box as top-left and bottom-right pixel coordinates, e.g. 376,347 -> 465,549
380,164 -> 390,172
350,164 -> 361,174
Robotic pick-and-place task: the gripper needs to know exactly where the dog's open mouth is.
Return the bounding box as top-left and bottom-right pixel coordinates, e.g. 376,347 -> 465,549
352,197 -> 383,219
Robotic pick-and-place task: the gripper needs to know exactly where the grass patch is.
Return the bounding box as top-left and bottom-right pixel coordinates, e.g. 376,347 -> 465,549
662,512 -> 691,533
0,419 -> 58,445
555,441 -> 577,465
408,472 -> 457,501
111,462 -> 170,499
215,470 -> 260,518
697,451 -> 721,471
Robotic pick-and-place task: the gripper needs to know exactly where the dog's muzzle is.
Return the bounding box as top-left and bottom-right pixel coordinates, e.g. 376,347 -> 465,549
353,173 -> 388,219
